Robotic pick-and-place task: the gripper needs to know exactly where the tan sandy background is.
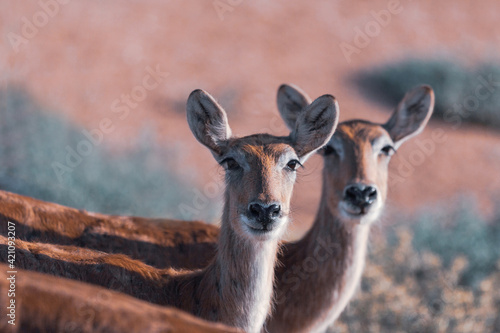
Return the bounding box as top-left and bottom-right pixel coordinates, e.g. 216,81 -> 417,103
2,0 -> 500,238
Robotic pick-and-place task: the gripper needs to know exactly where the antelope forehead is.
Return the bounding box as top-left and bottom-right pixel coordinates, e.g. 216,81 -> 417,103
337,123 -> 391,151
339,123 -> 379,140
241,143 -> 296,164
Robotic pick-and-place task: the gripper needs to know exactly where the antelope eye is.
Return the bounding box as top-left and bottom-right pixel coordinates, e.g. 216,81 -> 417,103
322,145 -> 337,156
221,158 -> 240,171
286,159 -> 302,171
380,145 -> 396,156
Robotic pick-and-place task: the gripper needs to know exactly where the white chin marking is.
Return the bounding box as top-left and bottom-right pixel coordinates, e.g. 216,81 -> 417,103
338,201 -> 382,225
239,215 -> 287,240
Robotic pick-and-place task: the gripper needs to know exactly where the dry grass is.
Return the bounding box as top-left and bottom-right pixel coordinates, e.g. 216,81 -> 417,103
331,227 -> 500,332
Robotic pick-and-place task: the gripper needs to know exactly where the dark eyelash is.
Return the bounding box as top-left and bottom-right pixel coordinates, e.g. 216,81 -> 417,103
323,145 -> 337,156
286,159 -> 302,171
381,145 -> 396,156
220,158 -> 240,170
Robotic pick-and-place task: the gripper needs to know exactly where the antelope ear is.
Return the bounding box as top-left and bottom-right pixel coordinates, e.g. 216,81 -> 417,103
186,89 -> 232,157
291,94 -> 339,162
277,84 -> 312,130
383,85 -> 435,149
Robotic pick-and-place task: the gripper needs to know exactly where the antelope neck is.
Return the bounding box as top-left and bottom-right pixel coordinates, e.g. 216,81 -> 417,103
270,183 -> 370,333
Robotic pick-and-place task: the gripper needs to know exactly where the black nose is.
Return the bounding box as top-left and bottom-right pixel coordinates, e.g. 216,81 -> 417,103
248,203 -> 281,226
344,184 -> 377,208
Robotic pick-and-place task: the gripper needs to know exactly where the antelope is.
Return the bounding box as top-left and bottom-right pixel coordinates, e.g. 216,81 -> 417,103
265,83 -> 435,332
0,264 -> 239,333
0,190 -> 218,269
2,88 -> 339,333
1,84 -> 433,332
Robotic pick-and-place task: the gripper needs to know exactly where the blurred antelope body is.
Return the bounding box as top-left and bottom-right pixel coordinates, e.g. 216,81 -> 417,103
0,264 -> 239,333
1,89 -> 339,333
267,84 -> 435,332
0,189 -> 218,270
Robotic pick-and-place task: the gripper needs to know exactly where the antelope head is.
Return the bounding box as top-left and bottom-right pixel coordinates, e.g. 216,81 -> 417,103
187,89 -> 339,240
278,84 -> 434,226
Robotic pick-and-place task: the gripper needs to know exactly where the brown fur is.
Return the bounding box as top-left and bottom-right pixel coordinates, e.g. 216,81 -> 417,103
0,235 -> 171,302
0,189 -> 217,270
0,264 -> 239,333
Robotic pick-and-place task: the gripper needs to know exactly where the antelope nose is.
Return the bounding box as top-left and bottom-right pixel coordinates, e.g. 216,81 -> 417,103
344,185 -> 378,208
248,203 -> 281,225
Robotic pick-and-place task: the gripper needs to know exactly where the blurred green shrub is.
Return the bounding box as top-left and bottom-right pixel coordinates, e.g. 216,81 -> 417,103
0,88 -> 206,220
412,203 -> 500,287
354,59 -> 500,129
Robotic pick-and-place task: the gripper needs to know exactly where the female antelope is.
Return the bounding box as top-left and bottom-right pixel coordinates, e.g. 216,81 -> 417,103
267,83 -> 434,332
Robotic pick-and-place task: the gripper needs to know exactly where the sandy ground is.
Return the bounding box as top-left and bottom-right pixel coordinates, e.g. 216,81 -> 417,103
2,0 -> 500,237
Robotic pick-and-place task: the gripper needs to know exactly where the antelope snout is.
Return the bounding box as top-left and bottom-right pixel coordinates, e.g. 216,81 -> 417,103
247,202 -> 281,230
344,184 -> 378,211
